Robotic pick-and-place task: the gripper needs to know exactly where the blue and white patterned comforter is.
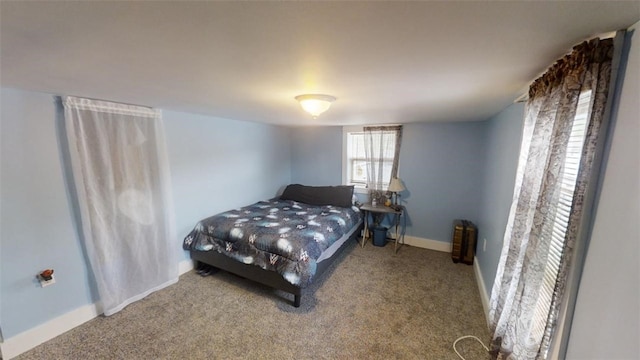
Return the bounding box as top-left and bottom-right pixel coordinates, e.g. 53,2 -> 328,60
183,199 -> 361,287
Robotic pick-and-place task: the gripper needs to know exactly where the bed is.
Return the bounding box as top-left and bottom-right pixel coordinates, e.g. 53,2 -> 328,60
182,184 -> 363,307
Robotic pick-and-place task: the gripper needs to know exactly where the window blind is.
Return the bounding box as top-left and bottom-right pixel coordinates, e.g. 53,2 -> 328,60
531,90 -> 593,348
346,131 -> 397,187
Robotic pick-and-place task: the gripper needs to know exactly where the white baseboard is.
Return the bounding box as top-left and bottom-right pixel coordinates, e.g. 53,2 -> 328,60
401,235 -> 452,253
0,259 -> 193,359
0,302 -> 100,360
473,256 -> 491,328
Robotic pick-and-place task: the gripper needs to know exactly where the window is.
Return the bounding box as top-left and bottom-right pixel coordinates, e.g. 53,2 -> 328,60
346,131 -> 367,186
343,127 -> 399,191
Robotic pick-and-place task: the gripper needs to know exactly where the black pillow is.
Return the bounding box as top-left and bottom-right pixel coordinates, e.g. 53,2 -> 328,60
280,184 -> 354,208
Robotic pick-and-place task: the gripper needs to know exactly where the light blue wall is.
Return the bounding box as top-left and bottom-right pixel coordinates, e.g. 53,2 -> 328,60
1,89 -> 96,338
290,126 -> 342,186
289,121 -> 488,244
400,121 -> 487,242
0,88 -> 291,339
566,26 -> 639,359
476,103 -> 524,295
163,110 -> 291,260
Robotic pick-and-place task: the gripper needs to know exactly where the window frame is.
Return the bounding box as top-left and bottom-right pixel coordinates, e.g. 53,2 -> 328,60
342,125 -> 400,194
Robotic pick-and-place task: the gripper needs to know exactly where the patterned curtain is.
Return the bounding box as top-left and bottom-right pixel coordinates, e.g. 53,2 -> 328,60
488,38 -> 615,359
363,125 -> 403,203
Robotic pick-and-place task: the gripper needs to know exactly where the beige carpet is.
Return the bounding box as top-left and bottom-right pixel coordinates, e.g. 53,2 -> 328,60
17,241 -> 490,359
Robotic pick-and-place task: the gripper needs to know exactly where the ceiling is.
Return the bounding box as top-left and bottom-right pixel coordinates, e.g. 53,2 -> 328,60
1,1 -> 638,127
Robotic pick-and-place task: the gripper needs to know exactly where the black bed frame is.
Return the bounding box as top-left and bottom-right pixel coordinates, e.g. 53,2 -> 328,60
190,223 -> 362,307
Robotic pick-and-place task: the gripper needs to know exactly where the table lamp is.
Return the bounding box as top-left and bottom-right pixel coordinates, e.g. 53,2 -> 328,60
388,177 -> 406,206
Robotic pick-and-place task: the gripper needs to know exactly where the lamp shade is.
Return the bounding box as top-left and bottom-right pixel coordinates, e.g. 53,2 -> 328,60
295,94 -> 336,118
388,177 -> 405,192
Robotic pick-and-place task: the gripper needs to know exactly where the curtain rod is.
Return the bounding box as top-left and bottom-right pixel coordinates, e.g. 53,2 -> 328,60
63,94 -> 155,110
512,30 -> 620,104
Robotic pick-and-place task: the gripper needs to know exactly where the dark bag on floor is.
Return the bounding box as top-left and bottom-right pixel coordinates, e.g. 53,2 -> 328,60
451,219 -> 477,265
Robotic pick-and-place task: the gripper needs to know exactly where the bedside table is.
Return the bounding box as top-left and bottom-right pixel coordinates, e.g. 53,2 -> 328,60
360,203 -> 404,254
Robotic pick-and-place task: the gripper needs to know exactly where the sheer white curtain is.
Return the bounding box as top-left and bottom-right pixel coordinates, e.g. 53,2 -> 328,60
63,96 -> 178,316
363,125 -> 402,202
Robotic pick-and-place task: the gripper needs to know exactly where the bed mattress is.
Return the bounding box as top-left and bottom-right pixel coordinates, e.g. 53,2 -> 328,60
183,199 -> 361,287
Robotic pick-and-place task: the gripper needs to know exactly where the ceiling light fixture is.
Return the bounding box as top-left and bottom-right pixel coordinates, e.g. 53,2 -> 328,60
295,94 -> 336,119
